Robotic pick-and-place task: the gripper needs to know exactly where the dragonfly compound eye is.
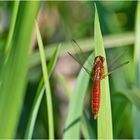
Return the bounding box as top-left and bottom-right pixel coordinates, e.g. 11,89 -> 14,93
95,56 -> 104,63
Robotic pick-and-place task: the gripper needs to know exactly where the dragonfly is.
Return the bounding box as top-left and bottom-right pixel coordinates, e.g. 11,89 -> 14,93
68,40 -> 129,120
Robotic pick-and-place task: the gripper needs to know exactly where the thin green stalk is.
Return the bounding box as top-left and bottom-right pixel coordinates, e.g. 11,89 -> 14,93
36,22 -> 54,139
25,83 -> 44,139
5,0 -> 20,53
56,74 -> 72,99
25,44 -> 61,139
30,32 -> 134,68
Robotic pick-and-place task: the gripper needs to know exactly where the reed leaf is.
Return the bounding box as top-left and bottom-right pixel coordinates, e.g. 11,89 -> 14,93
30,32 -> 134,68
0,2 -> 39,138
36,22 -> 54,139
94,6 -> 113,139
63,53 -> 94,139
24,44 -> 61,139
57,74 -> 95,139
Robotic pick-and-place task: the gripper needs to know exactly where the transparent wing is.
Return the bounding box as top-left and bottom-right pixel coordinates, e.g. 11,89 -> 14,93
72,39 -> 94,67
67,52 -> 93,81
108,48 -> 129,68
104,61 -> 129,77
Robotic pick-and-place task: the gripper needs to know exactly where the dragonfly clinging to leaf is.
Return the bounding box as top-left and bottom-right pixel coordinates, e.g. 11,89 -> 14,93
68,40 -> 129,119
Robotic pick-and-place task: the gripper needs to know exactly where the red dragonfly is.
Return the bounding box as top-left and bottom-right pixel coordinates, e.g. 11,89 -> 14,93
68,40 -> 129,119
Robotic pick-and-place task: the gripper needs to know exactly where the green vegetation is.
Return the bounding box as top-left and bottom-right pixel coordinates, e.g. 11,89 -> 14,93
0,1 -> 139,139
94,6 -> 113,139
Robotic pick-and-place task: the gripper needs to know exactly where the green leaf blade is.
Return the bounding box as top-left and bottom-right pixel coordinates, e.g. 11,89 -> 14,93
24,44 -> 60,139
63,53 -> 94,139
0,2 -> 39,138
57,74 -> 95,139
133,2 -> 140,139
94,6 -> 113,139
30,32 -> 134,68
36,22 -> 54,139
5,1 -> 20,53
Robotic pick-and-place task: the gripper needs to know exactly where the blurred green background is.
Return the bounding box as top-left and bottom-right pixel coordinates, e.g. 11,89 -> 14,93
0,1 -> 139,139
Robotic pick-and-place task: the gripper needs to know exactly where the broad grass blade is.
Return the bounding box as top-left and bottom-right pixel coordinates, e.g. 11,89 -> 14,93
57,74 -> 95,139
94,5 -> 113,139
0,2 -> 39,138
63,52 -> 94,139
30,32 -> 134,67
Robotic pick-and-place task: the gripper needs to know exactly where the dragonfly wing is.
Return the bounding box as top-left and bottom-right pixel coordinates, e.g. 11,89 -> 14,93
108,48 -> 129,68
104,61 -> 129,77
72,39 -> 94,67
68,52 -> 93,81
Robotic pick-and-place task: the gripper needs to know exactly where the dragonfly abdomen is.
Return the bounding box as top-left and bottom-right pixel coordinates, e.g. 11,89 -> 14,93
92,80 -> 100,119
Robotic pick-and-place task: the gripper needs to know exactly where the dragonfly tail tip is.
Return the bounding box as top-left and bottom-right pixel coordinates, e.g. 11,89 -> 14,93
94,114 -> 98,120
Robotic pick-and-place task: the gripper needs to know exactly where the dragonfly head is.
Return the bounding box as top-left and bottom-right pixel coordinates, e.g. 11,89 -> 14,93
95,56 -> 105,64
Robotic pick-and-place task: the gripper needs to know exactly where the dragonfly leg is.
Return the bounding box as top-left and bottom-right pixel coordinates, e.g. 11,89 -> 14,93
102,75 -> 106,79
101,65 -> 105,79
